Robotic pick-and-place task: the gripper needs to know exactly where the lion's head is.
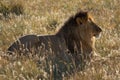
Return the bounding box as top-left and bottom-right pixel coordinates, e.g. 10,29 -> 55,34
72,11 -> 102,60
75,11 -> 102,43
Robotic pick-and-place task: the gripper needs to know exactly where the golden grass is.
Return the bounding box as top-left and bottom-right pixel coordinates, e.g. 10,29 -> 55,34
0,0 -> 120,80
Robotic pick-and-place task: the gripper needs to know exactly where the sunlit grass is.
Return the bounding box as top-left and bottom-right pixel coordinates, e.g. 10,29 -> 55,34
0,0 -> 120,80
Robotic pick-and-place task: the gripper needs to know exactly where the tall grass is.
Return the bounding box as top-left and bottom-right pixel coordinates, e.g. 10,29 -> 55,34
0,0 -> 120,80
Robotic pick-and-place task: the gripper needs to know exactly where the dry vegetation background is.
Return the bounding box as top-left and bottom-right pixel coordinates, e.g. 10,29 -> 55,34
0,0 -> 120,80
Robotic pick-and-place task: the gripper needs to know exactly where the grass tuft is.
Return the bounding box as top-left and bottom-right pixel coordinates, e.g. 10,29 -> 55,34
0,0 -> 120,80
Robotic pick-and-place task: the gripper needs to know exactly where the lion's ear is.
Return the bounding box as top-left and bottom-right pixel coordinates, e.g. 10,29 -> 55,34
76,18 -> 83,25
76,12 -> 88,25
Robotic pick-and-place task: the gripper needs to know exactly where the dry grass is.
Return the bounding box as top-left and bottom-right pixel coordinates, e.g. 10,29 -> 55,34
0,0 -> 120,80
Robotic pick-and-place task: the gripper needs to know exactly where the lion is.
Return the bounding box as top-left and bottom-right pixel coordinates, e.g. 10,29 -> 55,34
7,11 -> 102,79
7,10 -> 102,61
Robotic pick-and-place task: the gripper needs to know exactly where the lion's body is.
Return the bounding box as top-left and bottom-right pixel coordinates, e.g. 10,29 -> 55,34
7,11 -> 102,59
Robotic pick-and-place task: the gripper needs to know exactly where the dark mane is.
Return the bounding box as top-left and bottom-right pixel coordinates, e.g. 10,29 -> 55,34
56,11 -> 88,35
56,14 -> 80,53
56,16 -> 77,36
63,16 -> 77,27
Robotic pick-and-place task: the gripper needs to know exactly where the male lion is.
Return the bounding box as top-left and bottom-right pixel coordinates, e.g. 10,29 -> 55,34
7,10 -> 102,63
7,11 -> 102,79
7,11 -> 102,54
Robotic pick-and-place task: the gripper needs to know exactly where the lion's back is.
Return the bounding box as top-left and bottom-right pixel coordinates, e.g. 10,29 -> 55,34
7,35 -> 39,52
38,35 -> 66,53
